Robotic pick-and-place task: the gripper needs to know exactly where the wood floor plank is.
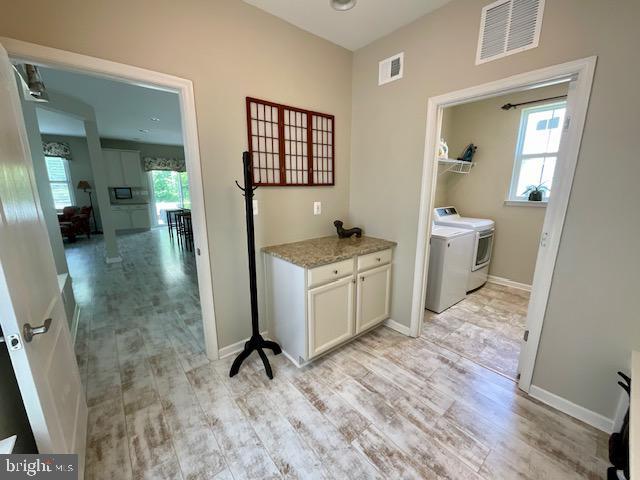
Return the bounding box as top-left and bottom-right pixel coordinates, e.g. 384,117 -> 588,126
236,389 -> 327,479
352,425 -> 433,479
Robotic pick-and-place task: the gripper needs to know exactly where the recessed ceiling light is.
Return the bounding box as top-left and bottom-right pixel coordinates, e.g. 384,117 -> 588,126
330,0 -> 356,11
150,117 -> 160,122
138,129 -> 149,133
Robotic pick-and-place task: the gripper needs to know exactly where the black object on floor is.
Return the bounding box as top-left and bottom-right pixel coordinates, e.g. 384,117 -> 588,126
230,152 -> 281,379
608,371 -> 630,479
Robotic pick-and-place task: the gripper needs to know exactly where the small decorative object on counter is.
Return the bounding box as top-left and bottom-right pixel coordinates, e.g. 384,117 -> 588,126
522,183 -> 549,201
438,139 -> 449,158
334,220 -> 363,238
457,143 -> 477,162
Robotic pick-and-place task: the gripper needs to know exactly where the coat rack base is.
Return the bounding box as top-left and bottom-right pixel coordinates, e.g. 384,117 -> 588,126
229,333 -> 282,379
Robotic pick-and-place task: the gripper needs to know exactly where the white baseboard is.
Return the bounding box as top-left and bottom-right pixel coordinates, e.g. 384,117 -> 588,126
529,385 -> 614,433
384,318 -> 412,336
105,256 -> 122,264
71,304 -> 81,345
219,331 -> 268,359
487,275 -> 532,292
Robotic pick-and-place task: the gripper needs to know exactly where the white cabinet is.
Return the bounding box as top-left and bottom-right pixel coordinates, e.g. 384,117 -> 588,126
104,149 -> 124,186
121,151 -> 144,185
103,149 -> 145,187
111,205 -> 150,232
308,276 -> 355,357
265,247 -> 393,366
356,264 -> 391,333
130,205 -> 151,229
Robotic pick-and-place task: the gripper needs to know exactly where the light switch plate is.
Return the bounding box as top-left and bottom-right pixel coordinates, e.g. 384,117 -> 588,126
253,200 -> 259,216
313,201 -> 321,215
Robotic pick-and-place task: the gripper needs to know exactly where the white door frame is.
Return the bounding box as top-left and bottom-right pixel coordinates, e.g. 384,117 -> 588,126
2,37 -> 220,359
410,57 -> 597,392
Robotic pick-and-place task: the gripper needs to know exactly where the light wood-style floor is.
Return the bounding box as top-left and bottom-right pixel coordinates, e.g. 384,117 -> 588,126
423,282 -> 529,380
70,229 -> 609,479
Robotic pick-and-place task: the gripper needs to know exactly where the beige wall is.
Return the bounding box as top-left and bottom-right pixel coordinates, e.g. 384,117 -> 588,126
0,0 -> 353,349
350,0 -> 640,419
438,84 -> 568,285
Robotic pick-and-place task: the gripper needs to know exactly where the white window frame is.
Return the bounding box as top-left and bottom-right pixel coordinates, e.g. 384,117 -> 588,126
508,101 -> 567,202
45,155 -> 75,211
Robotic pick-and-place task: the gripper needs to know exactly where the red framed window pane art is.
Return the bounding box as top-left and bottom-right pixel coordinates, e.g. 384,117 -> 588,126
246,97 -> 335,186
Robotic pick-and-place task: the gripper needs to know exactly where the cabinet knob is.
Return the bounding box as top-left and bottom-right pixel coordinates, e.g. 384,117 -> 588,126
361,277 -> 365,282
376,257 -> 381,262
333,270 -> 338,275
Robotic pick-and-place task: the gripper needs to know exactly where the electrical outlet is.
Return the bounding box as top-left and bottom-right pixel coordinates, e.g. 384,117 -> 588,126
313,201 -> 321,215
253,200 -> 259,216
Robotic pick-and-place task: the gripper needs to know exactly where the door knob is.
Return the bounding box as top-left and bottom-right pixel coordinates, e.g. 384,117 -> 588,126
23,318 -> 52,342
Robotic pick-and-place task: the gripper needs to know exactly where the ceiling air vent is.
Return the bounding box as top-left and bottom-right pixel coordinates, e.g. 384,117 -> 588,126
476,0 -> 545,65
378,52 -> 404,86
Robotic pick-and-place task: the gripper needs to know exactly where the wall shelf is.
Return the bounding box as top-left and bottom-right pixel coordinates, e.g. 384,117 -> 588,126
438,157 -> 475,174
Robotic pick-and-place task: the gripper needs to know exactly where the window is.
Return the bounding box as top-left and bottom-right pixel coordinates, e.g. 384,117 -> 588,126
508,102 -> 566,201
45,156 -> 74,210
246,97 -> 335,186
149,170 -> 191,225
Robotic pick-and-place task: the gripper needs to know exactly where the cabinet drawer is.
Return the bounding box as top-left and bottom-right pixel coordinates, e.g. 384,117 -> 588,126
308,258 -> 354,288
358,249 -> 392,272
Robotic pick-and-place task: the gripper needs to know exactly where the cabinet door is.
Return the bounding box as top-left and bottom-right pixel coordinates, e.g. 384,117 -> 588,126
103,149 -> 124,186
111,208 -> 131,231
308,275 -> 355,358
121,151 -> 143,186
356,264 -> 391,333
130,206 -> 150,229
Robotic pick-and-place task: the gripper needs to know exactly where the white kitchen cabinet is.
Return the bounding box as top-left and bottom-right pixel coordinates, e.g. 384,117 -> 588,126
264,244 -> 393,366
103,148 -> 145,187
308,276 -> 355,357
104,149 -> 124,186
111,206 -> 132,230
356,264 -> 391,333
111,204 -> 150,232
121,151 -> 144,186
130,205 -> 151,229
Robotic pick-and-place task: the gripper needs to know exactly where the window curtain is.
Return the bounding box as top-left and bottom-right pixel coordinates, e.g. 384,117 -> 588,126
143,156 -> 186,172
42,141 -> 72,160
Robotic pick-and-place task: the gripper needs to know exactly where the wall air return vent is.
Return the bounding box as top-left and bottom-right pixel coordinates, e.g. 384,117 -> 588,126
378,52 -> 404,86
476,0 -> 545,65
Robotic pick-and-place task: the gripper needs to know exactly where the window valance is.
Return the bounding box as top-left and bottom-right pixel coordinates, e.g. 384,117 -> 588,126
143,156 -> 186,172
43,141 -> 72,160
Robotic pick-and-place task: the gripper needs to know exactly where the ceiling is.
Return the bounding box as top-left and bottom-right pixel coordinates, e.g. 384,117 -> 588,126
36,67 -> 183,145
243,0 -> 452,50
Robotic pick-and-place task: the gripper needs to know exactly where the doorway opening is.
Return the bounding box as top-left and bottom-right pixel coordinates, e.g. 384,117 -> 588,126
422,81 -> 570,381
410,57 -> 597,397
16,63 -> 214,402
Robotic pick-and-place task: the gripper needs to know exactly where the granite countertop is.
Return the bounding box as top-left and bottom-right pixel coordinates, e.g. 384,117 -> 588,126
262,235 -> 397,268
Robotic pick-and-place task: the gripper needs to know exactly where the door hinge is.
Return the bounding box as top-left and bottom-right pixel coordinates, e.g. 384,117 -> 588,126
523,330 -> 529,342
196,248 -> 201,256
563,116 -> 571,131
540,231 -> 550,247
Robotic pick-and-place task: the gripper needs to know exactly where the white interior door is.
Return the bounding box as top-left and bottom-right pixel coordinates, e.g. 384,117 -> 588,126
0,43 -> 87,472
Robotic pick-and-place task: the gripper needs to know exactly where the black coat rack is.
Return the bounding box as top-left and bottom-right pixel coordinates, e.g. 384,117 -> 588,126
229,152 -> 282,379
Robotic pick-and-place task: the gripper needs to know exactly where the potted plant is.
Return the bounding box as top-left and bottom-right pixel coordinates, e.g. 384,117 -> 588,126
522,183 -> 549,201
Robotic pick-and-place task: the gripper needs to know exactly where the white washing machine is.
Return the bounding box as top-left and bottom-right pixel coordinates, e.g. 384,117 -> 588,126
425,225 -> 475,313
433,207 -> 495,292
